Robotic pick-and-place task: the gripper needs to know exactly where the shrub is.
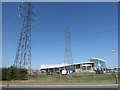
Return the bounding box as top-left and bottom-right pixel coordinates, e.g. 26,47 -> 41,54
7,66 -> 17,81
16,68 -> 28,80
2,68 -> 8,80
2,66 -> 28,81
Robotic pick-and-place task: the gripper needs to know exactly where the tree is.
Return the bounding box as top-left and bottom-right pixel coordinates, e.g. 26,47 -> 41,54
2,68 -> 8,80
2,66 -> 28,81
7,66 -> 17,81
16,68 -> 28,80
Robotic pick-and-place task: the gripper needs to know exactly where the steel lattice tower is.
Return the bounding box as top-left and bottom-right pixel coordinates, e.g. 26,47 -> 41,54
64,26 -> 73,64
14,2 -> 35,70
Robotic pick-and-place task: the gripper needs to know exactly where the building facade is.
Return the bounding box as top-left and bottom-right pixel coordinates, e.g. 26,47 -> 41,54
40,62 -> 94,73
40,58 -> 107,73
90,58 -> 106,71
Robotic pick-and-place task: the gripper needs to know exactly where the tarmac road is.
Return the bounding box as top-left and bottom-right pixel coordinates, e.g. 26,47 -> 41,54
1,82 -> 119,88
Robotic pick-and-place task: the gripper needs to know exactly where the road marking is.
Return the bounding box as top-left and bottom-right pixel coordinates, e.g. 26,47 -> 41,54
1,84 -> 118,87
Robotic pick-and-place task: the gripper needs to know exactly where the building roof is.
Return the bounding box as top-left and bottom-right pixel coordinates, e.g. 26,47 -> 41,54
73,62 -> 94,65
90,58 -> 106,62
41,62 -> 94,69
41,64 -> 71,69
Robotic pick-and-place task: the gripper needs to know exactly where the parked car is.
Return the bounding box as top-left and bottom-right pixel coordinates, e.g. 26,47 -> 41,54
44,72 -> 53,75
62,70 -> 67,75
95,70 -> 104,74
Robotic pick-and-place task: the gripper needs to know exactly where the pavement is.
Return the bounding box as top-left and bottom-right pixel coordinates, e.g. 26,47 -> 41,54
1,82 -> 119,88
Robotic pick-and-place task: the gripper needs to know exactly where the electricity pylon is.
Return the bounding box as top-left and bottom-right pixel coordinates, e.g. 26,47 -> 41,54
14,2 -> 36,71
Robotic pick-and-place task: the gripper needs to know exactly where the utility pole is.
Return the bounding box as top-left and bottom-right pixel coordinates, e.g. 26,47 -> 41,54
64,26 -> 73,65
14,2 -> 36,72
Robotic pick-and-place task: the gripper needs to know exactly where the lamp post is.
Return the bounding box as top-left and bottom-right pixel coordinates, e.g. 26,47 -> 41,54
111,50 -> 118,84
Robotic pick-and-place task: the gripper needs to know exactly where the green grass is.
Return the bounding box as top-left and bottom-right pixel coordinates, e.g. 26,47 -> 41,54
29,74 -> 115,83
3,74 -> 116,83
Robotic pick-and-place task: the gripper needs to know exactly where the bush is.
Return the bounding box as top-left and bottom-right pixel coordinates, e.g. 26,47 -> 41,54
2,66 -> 28,81
2,68 -> 8,80
16,68 -> 28,80
7,66 -> 17,81
53,72 -> 60,74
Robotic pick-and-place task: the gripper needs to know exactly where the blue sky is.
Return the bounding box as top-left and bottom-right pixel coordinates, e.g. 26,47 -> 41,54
3,2 -> 118,69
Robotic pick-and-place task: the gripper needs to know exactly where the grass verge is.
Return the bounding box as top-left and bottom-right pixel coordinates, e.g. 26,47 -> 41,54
2,74 -> 116,83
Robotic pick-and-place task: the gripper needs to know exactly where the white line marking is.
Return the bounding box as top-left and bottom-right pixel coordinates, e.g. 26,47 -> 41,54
1,84 -> 118,87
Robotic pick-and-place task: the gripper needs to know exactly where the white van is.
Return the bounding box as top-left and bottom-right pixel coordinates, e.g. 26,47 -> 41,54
61,70 -> 67,75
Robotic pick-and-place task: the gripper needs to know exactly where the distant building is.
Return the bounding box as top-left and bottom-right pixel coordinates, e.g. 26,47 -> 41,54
40,58 -> 107,73
74,62 -> 94,72
90,58 -> 106,71
40,62 -> 94,73
28,69 -> 40,74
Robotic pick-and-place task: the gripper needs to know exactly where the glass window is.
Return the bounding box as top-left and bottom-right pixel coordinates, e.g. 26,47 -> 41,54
87,66 -> 91,69
82,66 -> 86,69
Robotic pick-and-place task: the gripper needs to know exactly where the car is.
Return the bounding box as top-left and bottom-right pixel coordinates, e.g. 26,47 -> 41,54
95,70 -> 104,74
44,72 -> 53,75
62,70 -> 67,75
